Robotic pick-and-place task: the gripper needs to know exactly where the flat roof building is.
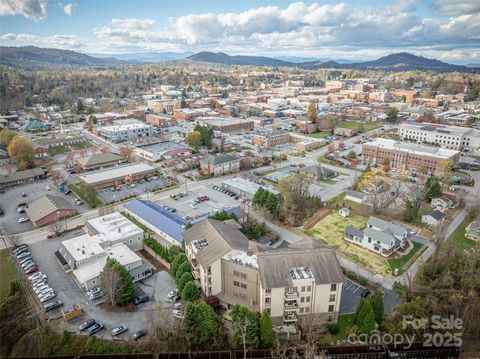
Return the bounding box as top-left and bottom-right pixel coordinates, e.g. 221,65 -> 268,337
77,163 -> 156,189
222,177 -> 280,200
134,141 -> 192,162
97,119 -> 154,143
362,138 -> 460,177
196,117 -> 254,134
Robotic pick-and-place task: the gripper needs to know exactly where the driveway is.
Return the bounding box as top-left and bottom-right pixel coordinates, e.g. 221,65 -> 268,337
340,279 -> 400,314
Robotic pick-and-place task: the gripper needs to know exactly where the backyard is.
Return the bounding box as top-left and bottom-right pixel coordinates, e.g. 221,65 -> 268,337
387,241 -> 426,274
447,218 -> 475,252
0,249 -> 18,300
304,211 -> 421,276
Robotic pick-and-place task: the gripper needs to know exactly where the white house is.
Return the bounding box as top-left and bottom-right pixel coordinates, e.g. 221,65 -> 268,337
421,210 -> 445,226
344,217 -> 409,257
431,194 -> 457,211
339,208 -> 350,217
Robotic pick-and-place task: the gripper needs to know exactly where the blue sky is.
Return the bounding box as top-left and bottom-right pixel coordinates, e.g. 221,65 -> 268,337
1,0 -> 479,63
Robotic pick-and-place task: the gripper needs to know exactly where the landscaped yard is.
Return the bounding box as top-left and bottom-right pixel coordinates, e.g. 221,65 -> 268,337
387,240 -> 426,274
304,211 -> 414,276
447,219 -> 475,252
325,193 -> 373,217
305,131 -> 332,138
0,249 -> 18,300
48,141 -> 94,155
337,121 -> 382,132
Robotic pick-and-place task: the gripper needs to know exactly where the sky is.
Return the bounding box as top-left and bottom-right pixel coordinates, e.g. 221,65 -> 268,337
0,0 -> 479,64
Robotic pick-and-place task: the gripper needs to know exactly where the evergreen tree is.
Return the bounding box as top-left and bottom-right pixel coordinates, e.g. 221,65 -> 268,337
371,292 -> 384,324
259,310 -> 276,348
403,199 -> 415,222
178,272 -> 193,293
181,281 -> 200,302
175,261 -> 192,283
170,253 -> 188,278
77,99 -> 84,112
182,301 -> 220,349
424,176 -> 442,201
100,257 -> 134,305
231,304 -> 260,350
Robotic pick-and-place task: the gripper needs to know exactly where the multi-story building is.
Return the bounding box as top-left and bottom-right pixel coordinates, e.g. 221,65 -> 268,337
134,141 -> 192,162
196,117 -> 255,134
97,119 -> 154,143
184,219 -> 344,326
254,131 -> 291,148
398,121 -> 480,152
147,99 -> 180,114
145,114 -> 177,127
199,154 -> 240,176
362,138 -> 460,177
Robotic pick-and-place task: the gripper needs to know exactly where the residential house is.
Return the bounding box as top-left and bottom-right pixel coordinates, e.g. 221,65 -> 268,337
344,217 -> 409,257
466,219 -> 480,241
421,210 -> 446,226
302,165 -> 335,181
431,194 -> 457,211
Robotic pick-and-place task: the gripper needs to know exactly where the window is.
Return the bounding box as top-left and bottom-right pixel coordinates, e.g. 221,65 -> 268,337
234,281 -> 240,287
241,283 -> 247,289
306,296 -> 310,303
234,270 -> 247,279
328,315 -> 334,322
329,294 -> 336,302
328,305 -> 335,312
307,285 -> 311,291
265,297 -> 271,304
299,307 -> 304,313
330,284 -> 337,291
301,286 -> 305,292
305,307 -> 310,313
300,297 -> 305,303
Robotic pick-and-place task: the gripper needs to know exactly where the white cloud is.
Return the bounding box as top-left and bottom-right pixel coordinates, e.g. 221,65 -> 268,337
0,32 -> 87,48
63,3 -> 74,16
433,0 -> 480,16
0,0 -> 47,21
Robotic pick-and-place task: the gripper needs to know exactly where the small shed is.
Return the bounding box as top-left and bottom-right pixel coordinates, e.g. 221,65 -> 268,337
339,207 -> 350,217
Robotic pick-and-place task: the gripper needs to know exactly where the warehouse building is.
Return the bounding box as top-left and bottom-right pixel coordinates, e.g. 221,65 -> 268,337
75,152 -> 126,171
222,177 -> 280,200
134,141 -> 192,162
77,163 -> 156,189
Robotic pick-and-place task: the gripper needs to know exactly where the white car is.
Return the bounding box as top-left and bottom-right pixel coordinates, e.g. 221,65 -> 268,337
40,293 -> 56,303
18,217 -> 29,223
46,185 -> 51,191
167,289 -> 179,299
189,204 -> 197,209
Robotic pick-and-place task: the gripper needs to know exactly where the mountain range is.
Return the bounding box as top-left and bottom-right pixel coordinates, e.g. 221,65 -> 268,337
0,46 -> 477,73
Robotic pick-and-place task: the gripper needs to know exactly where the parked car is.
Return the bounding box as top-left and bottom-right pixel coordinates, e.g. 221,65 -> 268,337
18,217 -> 29,223
25,267 -> 38,275
360,289 -> 372,298
87,287 -> 101,296
21,192 -> 27,197
0,207 -> 4,216
89,291 -> 103,300
14,245 -> 28,254
167,289 -> 178,299
79,319 -> 97,331
19,256 -> 33,264
17,251 -> 31,259
45,185 -> 51,191
133,329 -> 147,341
17,207 -> 26,213
133,294 -> 149,305
189,204 -> 197,209
87,323 -> 105,336
44,300 -> 63,312
112,325 -> 128,336
40,292 -> 56,302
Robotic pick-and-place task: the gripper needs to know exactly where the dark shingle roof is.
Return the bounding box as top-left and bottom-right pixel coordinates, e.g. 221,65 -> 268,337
201,154 -> 238,166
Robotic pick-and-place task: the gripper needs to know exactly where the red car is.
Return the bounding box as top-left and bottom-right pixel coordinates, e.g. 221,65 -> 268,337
25,267 -> 38,275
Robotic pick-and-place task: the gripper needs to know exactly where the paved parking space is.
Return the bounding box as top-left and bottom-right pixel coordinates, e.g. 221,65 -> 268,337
27,231 -> 177,340
98,178 -> 166,204
0,179 -> 90,234
340,279 -> 365,314
158,183 -> 240,220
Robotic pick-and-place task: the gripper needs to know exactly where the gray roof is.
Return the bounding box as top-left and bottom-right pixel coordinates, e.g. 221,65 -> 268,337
365,217 -> 408,245
303,165 -> 334,179
26,194 -> 73,223
346,189 -> 366,200
76,152 -> 125,167
200,154 -> 238,166
0,167 -> 47,185
423,210 -> 445,221
257,238 -> 344,288
346,226 -> 364,238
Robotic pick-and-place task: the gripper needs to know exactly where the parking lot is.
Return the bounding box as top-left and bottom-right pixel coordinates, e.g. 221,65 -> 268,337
157,181 -> 240,220
340,279 -> 366,313
25,231 -> 178,340
97,177 -> 167,205
0,179 -> 88,234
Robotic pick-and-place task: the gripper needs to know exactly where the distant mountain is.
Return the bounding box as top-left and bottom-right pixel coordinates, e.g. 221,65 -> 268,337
89,51 -> 194,63
187,51 -> 291,67
0,46 -> 125,69
467,63 -> 480,68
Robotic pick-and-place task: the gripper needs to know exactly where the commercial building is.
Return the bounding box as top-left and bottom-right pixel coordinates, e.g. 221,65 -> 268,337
185,219 -> 344,326
25,194 -> 76,227
398,121 -> 480,152
56,213 -> 150,290
199,154 -> 240,176
222,177 -> 280,200
196,117 -> 255,134
97,119 -> 154,143
77,163 -> 156,189
145,114 -> 177,127
344,217 -> 409,257
0,167 -> 47,189
362,138 -> 460,177
75,152 -> 126,171
147,99 -> 180,114
334,127 -> 357,137
134,141 -> 192,162
254,131 -> 291,148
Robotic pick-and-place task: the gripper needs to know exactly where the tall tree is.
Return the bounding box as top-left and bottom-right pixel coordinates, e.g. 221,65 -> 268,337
424,176 -> 442,201
170,253 -> 188,278
259,310 -> 276,348
371,292 -> 384,324
7,137 -> 35,169
0,129 -> 17,146
185,131 -> 202,151
100,257 -> 135,305
181,281 -> 200,302
386,107 -> 399,122
182,301 -> 220,349
307,103 -> 318,123
231,304 -> 260,357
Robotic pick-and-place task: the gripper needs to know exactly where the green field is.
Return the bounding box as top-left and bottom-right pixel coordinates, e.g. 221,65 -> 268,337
387,241 -> 426,274
337,121 -> 382,132
0,249 -> 18,300
305,131 -> 331,138
447,219 -> 475,252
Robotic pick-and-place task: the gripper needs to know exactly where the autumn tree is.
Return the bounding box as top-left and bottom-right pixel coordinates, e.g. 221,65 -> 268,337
327,143 -> 335,153
7,137 -> 35,169
100,147 -> 109,153
119,147 -> 133,161
0,129 -> 17,146
338,141 -> 345,150
307,102 -> 317,123
185,131 -> 202,151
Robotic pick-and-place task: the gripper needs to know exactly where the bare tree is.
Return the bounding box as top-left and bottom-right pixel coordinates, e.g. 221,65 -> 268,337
6,234 -> 21,248
99,265 -> 123,306
49,221 -> 64,236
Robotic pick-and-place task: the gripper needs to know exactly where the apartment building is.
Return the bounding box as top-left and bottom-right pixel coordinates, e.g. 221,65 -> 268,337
97,119 -> 154,143
362,138 -> 460,177
196,117 -> 255,134
147,99 -> 180,114
436,110 -> 475,126
398,121 -> 480,152
199,154 -> 240,176
254,131 -> 291,148
184,219 -> 344,327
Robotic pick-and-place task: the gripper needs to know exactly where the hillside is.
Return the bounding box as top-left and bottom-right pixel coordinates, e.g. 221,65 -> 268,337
187,51 -> 291,67
0,46 -> 125,70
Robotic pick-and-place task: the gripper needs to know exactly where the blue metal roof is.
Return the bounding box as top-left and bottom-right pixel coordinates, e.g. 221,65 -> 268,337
124,199 -> 187,243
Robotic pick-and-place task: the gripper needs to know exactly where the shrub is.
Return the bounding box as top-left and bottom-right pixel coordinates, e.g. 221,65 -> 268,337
327,323 -> 340,335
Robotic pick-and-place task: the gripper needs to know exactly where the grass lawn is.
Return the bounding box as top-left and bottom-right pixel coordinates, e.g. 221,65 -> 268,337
305,131 -> 331,138
388,241 -> 426,274
305,212 -> 395,276
338,121 -> 382,132
326,193 -> 373,217
447,219 -> 475,252
0,249 -> 18,300
407,207 -> 431,229
49,141 -> 94,155
334,313 -> 356,340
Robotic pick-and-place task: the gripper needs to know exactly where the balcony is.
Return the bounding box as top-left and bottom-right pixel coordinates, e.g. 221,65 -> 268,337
284,291 -> 299,299
284,302 -> 299,310
192,269 -> 200,280
283,313 -> 298,323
